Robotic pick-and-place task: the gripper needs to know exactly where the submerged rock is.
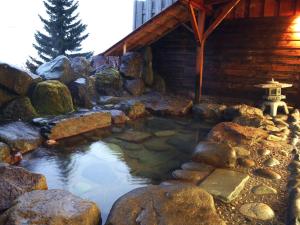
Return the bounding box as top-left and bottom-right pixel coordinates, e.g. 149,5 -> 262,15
207,122 -> 268,146
2,97 -> 38,121
239,203 -> 275,221
0,122 -> 42,153
0,189 -> 100,225
32,80 -> 74,115
41,111 -> 112,140
193,141 -> 236,168
36,55 -> 76,84
199,169 -> 249,203
0,62 -> 41,95
117,131 -> 151,143
106,184 -> 225,225
0,165 -> 47,211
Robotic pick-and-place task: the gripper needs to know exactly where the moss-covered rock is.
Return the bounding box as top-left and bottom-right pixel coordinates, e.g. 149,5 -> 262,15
2,97 -> 38,121
95,65 -> 123,96
0,142 -> 11,163
32,80 -> 74,115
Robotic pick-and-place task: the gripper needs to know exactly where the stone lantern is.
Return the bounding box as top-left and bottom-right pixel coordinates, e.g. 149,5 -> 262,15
255,79 -> 292,117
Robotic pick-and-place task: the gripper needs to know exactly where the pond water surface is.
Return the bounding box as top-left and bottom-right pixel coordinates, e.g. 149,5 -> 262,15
20,116 -> 213,224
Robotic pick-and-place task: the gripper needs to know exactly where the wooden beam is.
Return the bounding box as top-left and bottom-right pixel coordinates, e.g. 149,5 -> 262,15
203,0 -> 241,41
205,0 -> 231,5
195,10 -> 206,103
189,4 -> 202,44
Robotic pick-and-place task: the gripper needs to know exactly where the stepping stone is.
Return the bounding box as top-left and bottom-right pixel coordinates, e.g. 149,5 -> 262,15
254,168 -> 281,180
181,162 -> 214,173
199,169 -> 249,203
172,170 -> 211,184
117,131 -> 151,143
264,158 -> 280,167
154,130 -> 177,137
234,147 -> 250,157
239,203 -> 275,221
252,184 -> 277,195
238,158 -> 255,168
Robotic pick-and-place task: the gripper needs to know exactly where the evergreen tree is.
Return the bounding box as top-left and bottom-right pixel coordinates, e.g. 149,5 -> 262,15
26,0 -> 92,72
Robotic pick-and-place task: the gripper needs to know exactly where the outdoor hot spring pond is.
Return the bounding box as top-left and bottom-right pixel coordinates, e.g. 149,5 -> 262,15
20,116 -> 213,223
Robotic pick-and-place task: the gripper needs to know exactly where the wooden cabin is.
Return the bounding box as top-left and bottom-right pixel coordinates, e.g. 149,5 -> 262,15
104,0 -> 300,105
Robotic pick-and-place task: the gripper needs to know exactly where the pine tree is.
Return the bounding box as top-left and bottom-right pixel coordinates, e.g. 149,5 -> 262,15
26,0 -> 92,72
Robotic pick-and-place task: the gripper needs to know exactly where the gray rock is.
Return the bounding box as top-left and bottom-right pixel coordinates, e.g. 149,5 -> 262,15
199,169 -> 249,203
239,203 -> 275,221
193,103 -> 226,122
120,52 -> 143,78
252,184 -> 277,195
0,122 -> 42,153
254,168 -> 281,180
70,56 -> 92,77
0,165 -> 47,211
37,55 -> 76,84
124,78 -> 145,96
106,184 -> 226,225
0,189 -> 100,225
0,62 -> 41,95
192,141 -> 236,168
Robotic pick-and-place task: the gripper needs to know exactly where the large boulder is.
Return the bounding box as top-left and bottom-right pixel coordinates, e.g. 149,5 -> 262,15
0,164 -> 47,211
0,88 -> 17,108
95,65 -> 123,96
207,122 -> 268,146
106,184 -> 225,225
193,141 -> 236,168
69,77 -> 96,108
0,122 -> 42,153
142,47 -> 154,86
2,97 -> 38,121
36,55 -> 76,84
32,80 -> 74,115
124,78 -> 145,96
224,104 -> 263,121
70,56 -> 92,77
0,189 -> 100,225
193,103 -> 227,122
91,54 -> 107,70
0,62 -> 41,95
120,52 -> 143,78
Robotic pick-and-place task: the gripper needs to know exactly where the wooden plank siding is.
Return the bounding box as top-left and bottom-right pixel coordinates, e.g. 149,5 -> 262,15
151,15 -> 300,104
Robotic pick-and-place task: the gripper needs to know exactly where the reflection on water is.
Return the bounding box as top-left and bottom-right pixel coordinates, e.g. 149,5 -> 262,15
20,116 -> 213,224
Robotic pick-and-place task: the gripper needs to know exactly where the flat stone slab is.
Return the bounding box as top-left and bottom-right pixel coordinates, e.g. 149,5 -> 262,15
117,131 -> 151,143
199,169 -> 249,203
41,111 -> 111,140
0,122 -> 42,153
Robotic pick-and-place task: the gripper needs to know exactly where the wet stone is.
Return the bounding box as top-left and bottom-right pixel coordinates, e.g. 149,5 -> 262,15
238,158 -> 255,168
254,168 -> 281,180
117,131 -> 151,143
263,158 -> 280,167
239,203 -> 275,221
199,169 -> 249,203
143,138 -> 175,152
181,162 -> 215,173
172,169 -> 211,184
252,184 -> 277,195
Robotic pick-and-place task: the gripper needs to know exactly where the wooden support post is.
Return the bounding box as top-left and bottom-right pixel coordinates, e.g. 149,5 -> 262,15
195,10 -> 206,103
123,43 -> 127,55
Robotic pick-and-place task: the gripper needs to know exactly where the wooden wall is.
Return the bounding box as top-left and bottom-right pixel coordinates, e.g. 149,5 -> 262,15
152,26 -> 197,93
204,16 -> 300,103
